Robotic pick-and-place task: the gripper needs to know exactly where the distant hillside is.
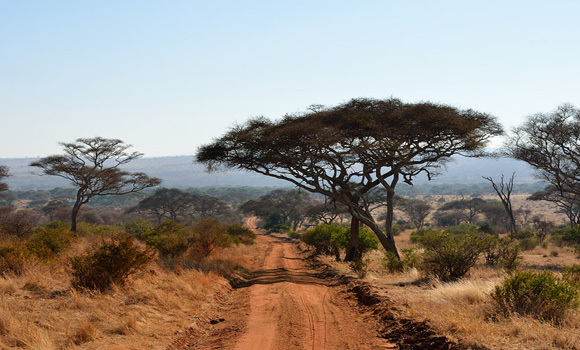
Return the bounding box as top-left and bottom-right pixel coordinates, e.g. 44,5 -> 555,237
0,155 -> 537,191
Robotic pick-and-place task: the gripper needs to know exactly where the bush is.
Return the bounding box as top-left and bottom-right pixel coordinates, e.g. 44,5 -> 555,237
188,218 -> 232,260
563,265 -> 580,288
76,222 -> 123,237
349,258 -> 368,278
383,252 -> 404,273
0,208 -> 37,239
491,270 -> 580,322
123,218 -> 153,238
519,237 -> 538,251
143,221 -> 191,257
382,248 -> 420,273
301,224 -> 379,260
0,242 -> 29,276
301,224 -> 344,260
409,228 -> 438,243
26,221 -> 76,259
70,236 -> 155,292
226,224 -> 256,245
445,223 -> 480,235
418,230 -> 487,281
552,226 -> 580,246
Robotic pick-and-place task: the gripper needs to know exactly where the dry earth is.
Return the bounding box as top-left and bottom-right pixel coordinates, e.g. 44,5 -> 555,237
170,232 -> 397,350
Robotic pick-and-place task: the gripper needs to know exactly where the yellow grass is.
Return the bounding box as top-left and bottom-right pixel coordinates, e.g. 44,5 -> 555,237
0,237 -> 257,349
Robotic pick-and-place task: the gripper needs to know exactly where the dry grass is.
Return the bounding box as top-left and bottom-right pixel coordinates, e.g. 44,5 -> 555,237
318,217 -> 580,350
0,237 -> 258,349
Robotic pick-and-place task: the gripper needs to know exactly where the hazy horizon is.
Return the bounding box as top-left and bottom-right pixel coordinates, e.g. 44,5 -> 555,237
2,1 -> 579,158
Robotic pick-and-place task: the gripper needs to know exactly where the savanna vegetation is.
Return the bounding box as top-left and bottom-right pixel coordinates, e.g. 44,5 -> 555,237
1,102 -> 580,348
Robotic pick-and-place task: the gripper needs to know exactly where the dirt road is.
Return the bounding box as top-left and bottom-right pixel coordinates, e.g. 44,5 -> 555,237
193,233 -> 395,350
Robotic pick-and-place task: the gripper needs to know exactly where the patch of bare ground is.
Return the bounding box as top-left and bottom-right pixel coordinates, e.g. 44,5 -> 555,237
176,233 -> 397,349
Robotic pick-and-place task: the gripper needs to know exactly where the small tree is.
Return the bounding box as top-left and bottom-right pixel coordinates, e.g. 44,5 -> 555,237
30,137 -> 161,231
0,165 -> 9,194
483,173 -> 518,237
399,199 -> 432,230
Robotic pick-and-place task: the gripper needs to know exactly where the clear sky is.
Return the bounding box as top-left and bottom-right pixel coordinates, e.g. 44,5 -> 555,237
1,1 -> 579,158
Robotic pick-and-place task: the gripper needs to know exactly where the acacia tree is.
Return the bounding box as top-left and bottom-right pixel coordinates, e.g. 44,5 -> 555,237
0,165 -> 9,194
239,189 -> 310,230
528,186 -> 580,227
399,199 -> 432,230
197,98 -> 502,258
506,104 -> 580,227
128,188 -> 192,223
30,137 -> 161,231
437,197 -> 486,224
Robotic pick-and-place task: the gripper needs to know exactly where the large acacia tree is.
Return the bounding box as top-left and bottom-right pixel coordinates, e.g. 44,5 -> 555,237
31,137 -> 161,231
506,104 -> 580,227
197,98 -> 502,258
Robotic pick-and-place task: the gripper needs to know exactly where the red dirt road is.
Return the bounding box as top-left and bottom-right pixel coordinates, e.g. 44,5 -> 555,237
229,234 -> 394,350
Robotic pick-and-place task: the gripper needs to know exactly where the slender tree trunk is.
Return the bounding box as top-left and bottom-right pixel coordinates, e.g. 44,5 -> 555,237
71,195 -> 83,232
344,216 -> 360,262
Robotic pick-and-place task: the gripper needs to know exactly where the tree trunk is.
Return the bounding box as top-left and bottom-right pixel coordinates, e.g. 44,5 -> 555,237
71,199 -> 82,232
344,216 -> 360,262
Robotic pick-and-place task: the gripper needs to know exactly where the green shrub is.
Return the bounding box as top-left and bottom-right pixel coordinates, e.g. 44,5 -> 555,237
563,265 -> 580,287
70,236 -> 155,292
27,221 -> 76,259
551,226 -> 580,246
445,223 -> 480,235
301,224 -> 344,260
301,224 -> 378,260
519,237 -> 538,251
499,243 -> 522,272
400,247 -> 421,269
226,224 -> 256,245
267,224 -> 291,233
391,224 -> 402,236
418,230 -> 487,281
144,221 -> 191,257
383,252 -> 404,273
287,231 -> 301,239
76,222 -> 121,237
0,243 -> 29,276
349,258 -> 368,278
188,218 -> 232,260
409,228 -> 439,243
517,230 -> 536,239
491,270 -> 580,322
123,218 -> 153,237
478,222 -> 495,235
382,248 -> 421,274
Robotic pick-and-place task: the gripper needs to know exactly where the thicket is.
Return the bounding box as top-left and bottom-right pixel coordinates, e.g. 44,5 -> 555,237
301,224 -> 379,261
491,270 -> 580,322
70,236 -> 155,292
417,230 -> 489,281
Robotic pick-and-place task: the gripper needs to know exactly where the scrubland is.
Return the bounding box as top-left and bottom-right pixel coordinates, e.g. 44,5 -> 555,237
0,231 -> 257,349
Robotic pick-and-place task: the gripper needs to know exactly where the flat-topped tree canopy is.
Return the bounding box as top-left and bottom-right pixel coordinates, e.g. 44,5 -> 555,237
197,98 -> 503,257
31,137 -> 162,231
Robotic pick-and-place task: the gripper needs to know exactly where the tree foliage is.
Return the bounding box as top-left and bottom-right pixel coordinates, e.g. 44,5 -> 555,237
0,165 -> 9,194
506,104 -> 580,227
197,98 -> 502,257
30,137 -> 161,231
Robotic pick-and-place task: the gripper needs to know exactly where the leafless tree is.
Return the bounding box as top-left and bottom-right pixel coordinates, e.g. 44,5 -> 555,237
483,173 -> 518,237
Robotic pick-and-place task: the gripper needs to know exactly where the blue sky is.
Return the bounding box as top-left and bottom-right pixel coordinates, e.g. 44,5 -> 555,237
1,1 -> 579,158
